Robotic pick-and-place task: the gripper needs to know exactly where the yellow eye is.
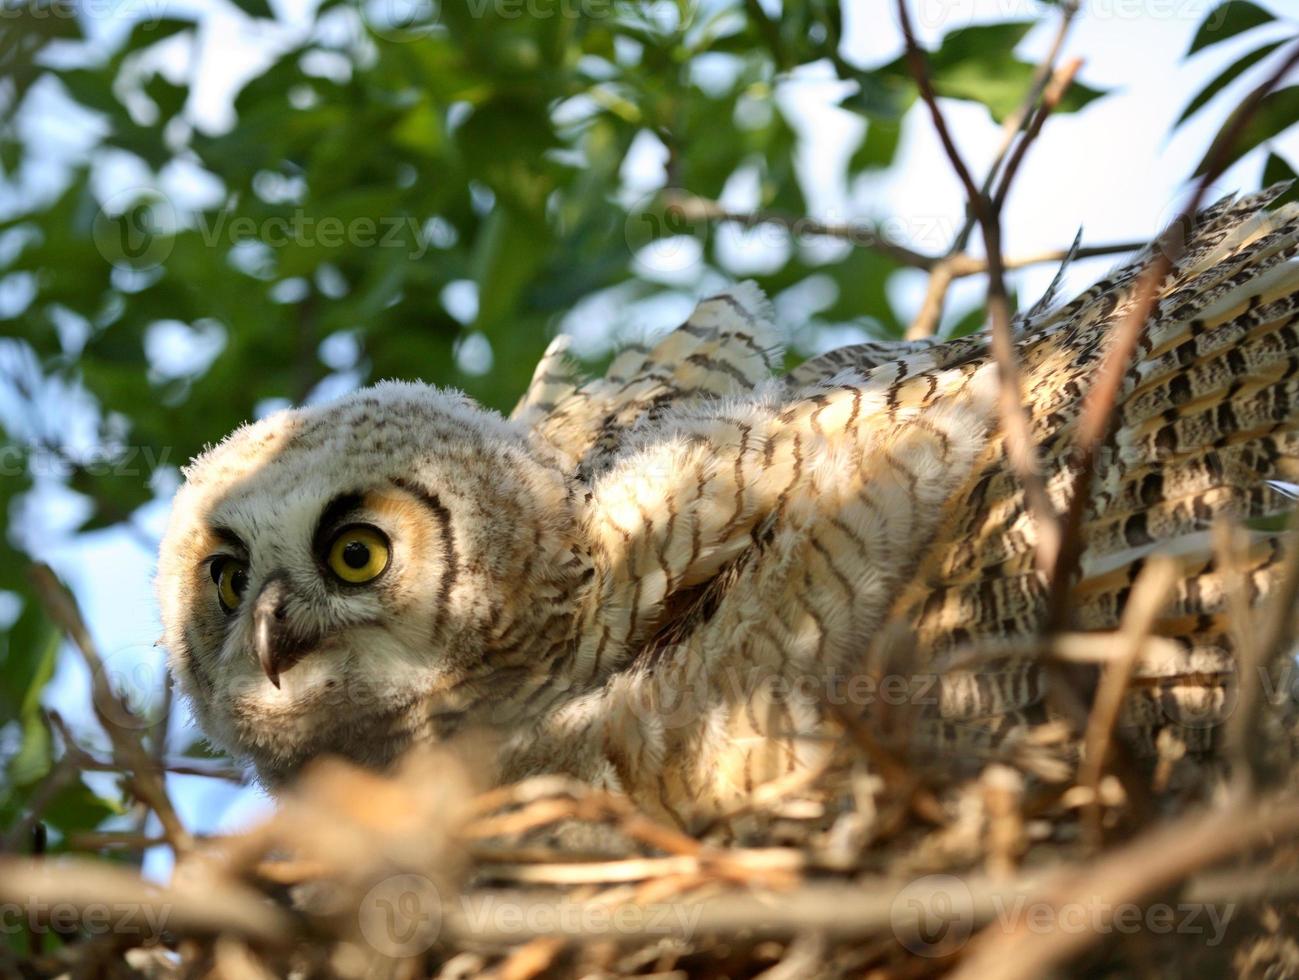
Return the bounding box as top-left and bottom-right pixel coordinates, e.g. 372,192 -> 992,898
211,558 -> 249,613
327,525 -> 390,584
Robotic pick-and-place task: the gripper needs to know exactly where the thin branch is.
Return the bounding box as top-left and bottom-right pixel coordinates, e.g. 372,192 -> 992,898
1077,557 -> 1178,847
893,0 -> 982,206
948,791 -> 1299,980
0,751 -> 79,854
896,0 -> 1062,579
27,564 -> 193,852
667,192 -> 1143,287
0,855 -> 296,946
991,58 -> 1083,214
661,193 -> 934,269
951,1 -> 1080,253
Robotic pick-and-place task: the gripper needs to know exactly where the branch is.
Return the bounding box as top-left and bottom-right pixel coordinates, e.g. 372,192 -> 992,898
666,192 -> 1143,284
661,192 -> 934,269
991,58 -> 1083,214
948,790 -> 1299,980
1076,557 -> 1178,847
895,0 -> 1062,579
951,1 -> 1080,253
27,564 -> 193,853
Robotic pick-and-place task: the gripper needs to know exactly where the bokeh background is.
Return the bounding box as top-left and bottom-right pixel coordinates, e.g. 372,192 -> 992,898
2,0 -> 1297,881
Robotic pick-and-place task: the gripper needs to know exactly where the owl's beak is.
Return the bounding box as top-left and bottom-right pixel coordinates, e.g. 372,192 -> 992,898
252,575 -> 300,689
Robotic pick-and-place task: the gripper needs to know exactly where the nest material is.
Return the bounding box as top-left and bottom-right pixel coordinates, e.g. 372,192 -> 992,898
4,696 -> 1299,980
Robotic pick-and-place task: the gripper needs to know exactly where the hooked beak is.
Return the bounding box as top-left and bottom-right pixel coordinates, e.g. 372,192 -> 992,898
252,575 -> 309,688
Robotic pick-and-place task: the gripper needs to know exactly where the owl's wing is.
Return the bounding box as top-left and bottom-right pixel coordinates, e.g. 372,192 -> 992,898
886,184 -> 1299,778
514,281 -> 782,478
786,333 -> 990,388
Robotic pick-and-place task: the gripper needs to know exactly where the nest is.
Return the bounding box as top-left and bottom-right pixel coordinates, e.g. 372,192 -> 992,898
5,658 -> 1299,980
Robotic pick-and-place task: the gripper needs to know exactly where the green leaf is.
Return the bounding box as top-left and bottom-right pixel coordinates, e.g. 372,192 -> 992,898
470,206 -> 550,336
117,16 -> 195,55
946,304 -> 988,339
4,610 -> 59,788
1187,1 -> 1276,55
1195,85 -> 1299,176
928,21 -> 1035,72
228,0 -> 276,20
1263,152 -> 1299,207
39,777 -> 124,838
1175,39 -> 1284,127
875,21 -> 1106,123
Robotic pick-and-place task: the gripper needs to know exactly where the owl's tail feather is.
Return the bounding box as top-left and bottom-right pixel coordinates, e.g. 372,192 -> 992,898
887,187 -> 1299,784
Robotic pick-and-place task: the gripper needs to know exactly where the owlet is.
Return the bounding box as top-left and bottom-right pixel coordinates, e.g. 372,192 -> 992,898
158,187 -> 1299,824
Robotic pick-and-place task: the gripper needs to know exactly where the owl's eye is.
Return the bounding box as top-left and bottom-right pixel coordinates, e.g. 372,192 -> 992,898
326,525 -> 390,584
210,557 -> 249,613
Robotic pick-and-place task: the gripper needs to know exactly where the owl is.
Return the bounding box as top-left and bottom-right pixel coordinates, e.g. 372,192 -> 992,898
158,186 -> 1299,825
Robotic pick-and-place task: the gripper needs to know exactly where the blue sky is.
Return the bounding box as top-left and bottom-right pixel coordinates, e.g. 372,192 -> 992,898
8,0 -> 1299,876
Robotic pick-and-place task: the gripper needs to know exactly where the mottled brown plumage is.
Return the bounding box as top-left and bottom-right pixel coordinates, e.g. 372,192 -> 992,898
159,188 -> 1299,826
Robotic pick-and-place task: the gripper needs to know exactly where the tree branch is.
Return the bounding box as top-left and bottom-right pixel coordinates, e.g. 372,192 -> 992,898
27,564 -> 193,853
895,0 -> 1062,579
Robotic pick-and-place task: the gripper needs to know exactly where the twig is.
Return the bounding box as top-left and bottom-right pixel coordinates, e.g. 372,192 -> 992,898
903,240 -> 1146,341
948,791 -> 1299,980
950,1 -> 1080,254
1,750 -> 80,854
444,795 -> 1299,945
896,0 -> 1062,579
66,832 -> 169,851
1214,520 -> 1267,789
661,193 -> 934,269
48,711 -> 244,782
1077,557 -> 1178,847
991,59 -> 1083,215
28,564 -> 193,852
0,855 -> 296,945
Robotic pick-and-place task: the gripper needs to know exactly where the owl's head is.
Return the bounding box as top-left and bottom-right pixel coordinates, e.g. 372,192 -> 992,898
157,382 -> 587,786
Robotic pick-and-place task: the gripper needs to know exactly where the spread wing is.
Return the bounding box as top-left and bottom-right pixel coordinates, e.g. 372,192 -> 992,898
512,281 -> 783,479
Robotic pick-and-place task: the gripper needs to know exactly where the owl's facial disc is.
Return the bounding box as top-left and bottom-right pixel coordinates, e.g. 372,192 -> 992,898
159,381 -> 587,786
205,521 -> 393,688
